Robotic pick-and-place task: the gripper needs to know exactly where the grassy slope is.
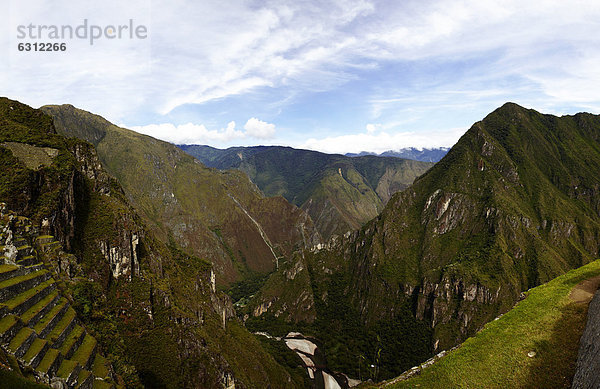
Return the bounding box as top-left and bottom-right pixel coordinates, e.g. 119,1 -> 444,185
386,259 -> 600,389
247,103 -> 600,382
180,145 -> 433,238
41,105 -> 318,285
1,98 -> 302,388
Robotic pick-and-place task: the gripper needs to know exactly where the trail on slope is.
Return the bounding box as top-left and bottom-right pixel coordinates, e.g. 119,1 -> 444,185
227,193 -> 279,268
569,275 -> 600,304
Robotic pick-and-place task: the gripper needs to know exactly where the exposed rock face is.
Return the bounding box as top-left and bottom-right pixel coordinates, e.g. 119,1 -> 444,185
572,290 -> 600,389
99,231 -> 140,280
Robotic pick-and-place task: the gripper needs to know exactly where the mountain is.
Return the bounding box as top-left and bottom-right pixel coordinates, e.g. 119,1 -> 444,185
245,103 -> 600,381
345,147 -> 449,162
0,98 -> 304,388
179,145 -> 433,239
41,105 -> 320,286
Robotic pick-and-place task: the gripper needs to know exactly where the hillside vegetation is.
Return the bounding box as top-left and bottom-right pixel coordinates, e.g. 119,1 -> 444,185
180,145 -> 433,239
41,105 -> 320,286
246,103 -> 600,382
0,98 -> 304,388
385,259 -> 600,388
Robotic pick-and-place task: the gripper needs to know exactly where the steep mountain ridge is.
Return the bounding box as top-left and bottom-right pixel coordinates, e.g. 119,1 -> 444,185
246,103 -> 600,380
179,145 -> 433,239
41,105 -> 320,285
0,98 -> 304,388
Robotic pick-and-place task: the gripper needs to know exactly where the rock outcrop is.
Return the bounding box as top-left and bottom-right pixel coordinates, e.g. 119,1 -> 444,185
572,290 -> 600,389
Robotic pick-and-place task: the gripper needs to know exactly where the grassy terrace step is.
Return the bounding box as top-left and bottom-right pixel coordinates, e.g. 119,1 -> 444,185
20,288 -> 59,326
0,264 -> 20,282
57,359 -> 82,387
37,348 -> 62,376
17,255 -> 38,266
8,326 -> 35,358
72,334 -> 97,370
92,354 -> 110,379
389,259 -> 600,389
76,369 -> 94,389
60,325 -> 85,359
47,307 -> 76,347
33,297 -> 68,337
35,235 -> 55,245
0,269 -> 49,302
22,337 -> 49,368
92,379 -> 114,389
3,278 -> 55,315
0,314 -> 22,344
40,241 -> 61,253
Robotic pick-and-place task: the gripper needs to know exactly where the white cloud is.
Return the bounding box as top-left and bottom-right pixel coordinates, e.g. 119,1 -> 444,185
130,117 -> 277,144
2,0 -> 600,140
244,118 -> 276,139
365,123 -> 379,133
299,127 -> 466,155
129,121 -> 244,145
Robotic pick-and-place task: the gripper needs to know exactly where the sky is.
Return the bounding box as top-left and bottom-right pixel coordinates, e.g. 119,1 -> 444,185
2,0 -> 600,154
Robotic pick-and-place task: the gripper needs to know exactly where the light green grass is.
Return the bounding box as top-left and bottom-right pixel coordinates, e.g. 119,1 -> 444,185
0,264 -> 18,274
33,298 -> 67,334
386,259 -> 600,389
0,269 -> 47,290
60,325 -> 84,355
4,280 -> 54,311
71,334 -> 96,366
22,337 -> 47,362
0,314 -> 17,334
91,354 -> 109,378
46,307 -> 76,343
20,289 -> 58,324
8,327 -> 34,352
36,348 -> 59,374
57,359 -> 78,379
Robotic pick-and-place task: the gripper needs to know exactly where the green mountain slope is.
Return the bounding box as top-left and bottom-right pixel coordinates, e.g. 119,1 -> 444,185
41,105 -> 320,286
246,103 -> 600,381
0,97 -> 305,388
180,145 -> 433,239
386,259 -> 600,389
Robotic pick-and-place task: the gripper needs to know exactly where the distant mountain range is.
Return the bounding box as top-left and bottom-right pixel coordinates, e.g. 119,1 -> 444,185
179,145 -> 433,239
346,147 -> 449,162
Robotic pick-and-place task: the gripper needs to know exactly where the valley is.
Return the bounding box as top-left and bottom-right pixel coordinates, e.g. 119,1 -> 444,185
1,99 -> 600,389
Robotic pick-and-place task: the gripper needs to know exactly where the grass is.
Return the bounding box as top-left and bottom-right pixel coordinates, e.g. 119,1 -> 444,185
0,314 -> 18,334
92,354 -> 109,378
386,259 -> 600,389
36,348 -> 59,374
46,307 -> 76,343
0,264 -> 18,275
0,269 -> 47,290
4,279 -> 54,311
71,334 -> 96,366
60,325 -> 84,355
56,359 -> 78,379
0,367 -> 50,388
33,298 -> 67,334
22,337 -> 47,362
8,327 -> 34,352
20,289 -> 58,324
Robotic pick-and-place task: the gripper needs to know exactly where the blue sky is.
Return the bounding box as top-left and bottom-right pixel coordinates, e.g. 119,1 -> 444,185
2,0 -> 600,153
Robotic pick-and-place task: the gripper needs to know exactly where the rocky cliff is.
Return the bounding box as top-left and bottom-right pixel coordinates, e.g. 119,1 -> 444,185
572,289 -> 600,389
41,105 -> 321,287
1,98 -> 304,388
179,145 -> 433,239
247,103 -> 600,380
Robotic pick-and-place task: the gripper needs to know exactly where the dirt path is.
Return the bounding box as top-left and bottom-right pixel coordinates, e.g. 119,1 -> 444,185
569,275 -> 600,303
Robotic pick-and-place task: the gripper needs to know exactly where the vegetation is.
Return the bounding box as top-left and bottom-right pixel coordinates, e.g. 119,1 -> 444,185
180,144 -> 433,238
386,259 -> 600,388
